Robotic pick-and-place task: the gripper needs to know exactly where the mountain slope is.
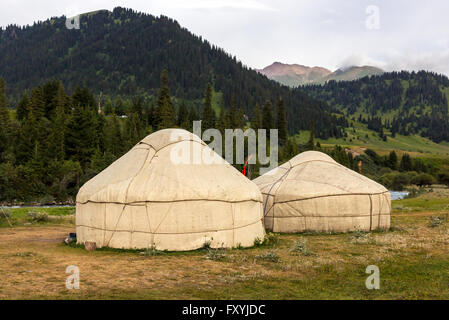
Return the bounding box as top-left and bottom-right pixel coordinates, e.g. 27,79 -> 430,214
257,62 -> 383,87
0,7 -> 345,137
301,71 -> 449,143
256,62 -> 331,87
320,66 -> 384,83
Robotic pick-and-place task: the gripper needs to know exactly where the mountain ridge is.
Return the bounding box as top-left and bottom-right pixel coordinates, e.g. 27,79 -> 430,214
0,6 -> 346,138
257,62 -> 384,87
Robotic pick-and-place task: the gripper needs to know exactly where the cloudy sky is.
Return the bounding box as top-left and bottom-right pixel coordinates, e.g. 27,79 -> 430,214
1,0 -> 449,75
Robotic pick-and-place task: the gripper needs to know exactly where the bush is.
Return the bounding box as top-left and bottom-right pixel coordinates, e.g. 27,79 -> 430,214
428,215 -> 447,228
256,250 -> 280,263
26,211 -> 49,223
349,230 -> 374,244
263,233 -> 280,246
380,172 -> 411,190
365,149 -> 383,165
404,171 -> 419,183
0,209 -> 11,220
378,167 -> 393,175
140,244 -> 164,256
205,249 -> 227,261
289,239 -> 315,256
438,171 -> 449,186
253,237 -> 263,246
393,173 -> 412,190
411,173 -> 436,187
379,173 -> 395,189
404,187 -> 424,199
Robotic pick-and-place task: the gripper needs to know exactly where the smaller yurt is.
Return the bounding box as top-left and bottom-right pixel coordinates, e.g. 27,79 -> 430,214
253,151 -> 390,233
76,129 -> 265,251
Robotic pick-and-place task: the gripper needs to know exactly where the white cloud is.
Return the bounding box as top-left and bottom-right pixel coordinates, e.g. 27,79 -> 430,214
337,54 -> 387,70
168,0 -> 276,11
0,0 -> 448,76
383,50 -> 449,75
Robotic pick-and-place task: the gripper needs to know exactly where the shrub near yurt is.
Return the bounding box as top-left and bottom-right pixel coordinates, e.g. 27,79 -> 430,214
253,151 -> 391,233
76,129 -> 265,251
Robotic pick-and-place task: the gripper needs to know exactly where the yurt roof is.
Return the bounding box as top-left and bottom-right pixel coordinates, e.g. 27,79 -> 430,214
77,129 -> 262,205
254,151 -> 388,201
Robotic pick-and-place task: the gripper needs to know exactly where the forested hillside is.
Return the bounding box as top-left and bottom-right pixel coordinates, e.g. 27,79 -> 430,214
0,73 -> 348,203
2,7 -> 449,204
0,7 -> 346,138
302,71 -> 449,142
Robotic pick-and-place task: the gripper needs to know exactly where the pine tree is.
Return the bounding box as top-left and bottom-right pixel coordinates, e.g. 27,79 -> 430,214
89,148 -> 110,174
228,96 -> 237,128
187,105 -> 198,131
217,100 -> 229,133
16,93 -> 52,166
252,104 -> 262,131
387,151 -> 398,170
15,115 -> 35,164
126,96 -> 145,145
42,79 -> 60,118
399,153 -> 413,172
155,70 -> 176,129
202,83 -> 216,129
14,83 -> 41,165
262,100 -> 273,131
49,83 -> 68,161
72,87 -> 96,110
305,121 -> 315,151
0,78 -> 9,122
114,96 -> 126,116
235,107 -> 245,128
281,138 -> 299,163
95,113 -> 106,153
261,100 -> 274,141
16,91 -> 29,122
131,96 -> 143,116
123,113 -> 145,148
103,98 -> 114,115
276,98 -> 288,145
29,87 -> 46,119
177,100 -> 189,129
0,78 -> 11,160
65,106 -> 97,168
104,115 -> 123,156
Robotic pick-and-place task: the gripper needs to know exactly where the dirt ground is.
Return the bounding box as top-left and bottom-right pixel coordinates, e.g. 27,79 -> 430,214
1,210 -> 449,299
0,225 -> 277,299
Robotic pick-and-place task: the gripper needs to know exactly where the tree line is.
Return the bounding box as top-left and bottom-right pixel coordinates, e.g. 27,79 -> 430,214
0,72 -> 302,204
2,72 -> 448,204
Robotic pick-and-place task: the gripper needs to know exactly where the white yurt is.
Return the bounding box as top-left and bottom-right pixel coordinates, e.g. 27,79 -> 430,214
253,151 -> 391,233
76,129 -> 265,251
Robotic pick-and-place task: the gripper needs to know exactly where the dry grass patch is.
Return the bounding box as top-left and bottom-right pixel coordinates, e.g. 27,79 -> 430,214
1,210 -> 449,299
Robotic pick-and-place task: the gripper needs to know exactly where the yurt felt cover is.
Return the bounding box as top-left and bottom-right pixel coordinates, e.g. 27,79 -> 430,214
253,151 -> 391,233
76,129 -> 265,251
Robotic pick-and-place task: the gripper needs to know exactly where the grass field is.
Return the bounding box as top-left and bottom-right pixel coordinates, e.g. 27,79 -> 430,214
1,189 -> 449,299
294,123 -> 449,157
0,207 -> 75,228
